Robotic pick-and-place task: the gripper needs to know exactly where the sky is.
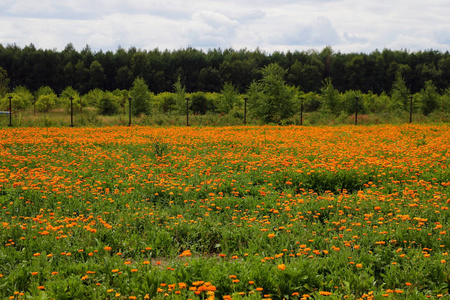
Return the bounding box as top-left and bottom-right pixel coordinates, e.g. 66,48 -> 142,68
1,0 -> 450,54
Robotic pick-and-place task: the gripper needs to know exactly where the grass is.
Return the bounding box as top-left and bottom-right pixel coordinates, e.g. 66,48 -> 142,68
1,107 -> 450,128
0,124 -> 449,299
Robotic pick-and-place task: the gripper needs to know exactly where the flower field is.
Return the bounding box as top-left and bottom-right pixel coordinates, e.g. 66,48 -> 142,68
0,124 -> 449,300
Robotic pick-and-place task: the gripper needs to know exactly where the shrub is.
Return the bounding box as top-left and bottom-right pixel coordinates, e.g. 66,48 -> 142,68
98,93 -> 120,115
36,94 -> 57,112
0,93 -> 29,111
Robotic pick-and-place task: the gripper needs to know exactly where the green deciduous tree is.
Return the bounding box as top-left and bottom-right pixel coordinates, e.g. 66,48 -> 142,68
248,63 -> 295,123
418,81 -> 439,116
0,66 -> 10,97
440,88 -> 450,113
89,60 -> 106,90
173,76 -> 186,114
341,90 -> 364,115
217,82 -> 239,114
320,78 -> 340,115
129,77 -> 151,116
390,72 -> 410,111
115,66 -> 134,90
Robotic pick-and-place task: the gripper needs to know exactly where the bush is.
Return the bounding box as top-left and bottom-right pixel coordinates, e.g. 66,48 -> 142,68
60,86 -> 83,112
36,94 -> 57,112
13,86 -> 34,108
98,93 -> 120,115
190,92 -> 208,115
154,92 -> 177,113
0,93 -> 29,111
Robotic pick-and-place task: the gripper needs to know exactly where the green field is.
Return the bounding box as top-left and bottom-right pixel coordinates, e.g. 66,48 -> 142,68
0,124 -> 449,300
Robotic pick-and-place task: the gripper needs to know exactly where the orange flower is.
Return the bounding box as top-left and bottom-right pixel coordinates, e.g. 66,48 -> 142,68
277,264 -> 286,271
319,291 -> 332,296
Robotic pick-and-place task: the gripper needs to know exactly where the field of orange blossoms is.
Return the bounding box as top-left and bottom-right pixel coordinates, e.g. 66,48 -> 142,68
0,124 -> 449,300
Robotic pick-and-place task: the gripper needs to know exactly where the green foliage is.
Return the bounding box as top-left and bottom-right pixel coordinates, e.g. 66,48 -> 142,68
248,63 -> 295,123
440,88 -> 450,113
190,92 -> 208,115
83,88 -> 104,107
173,76 -> 186,114
418,81 -> 439,115
34,86 -> 55,100
98,92 -> 120,115
60,86 -> 83,112
341,90 -> 364,115
390,72 -> 410,111
320,78 -> 340,115
13,86 -> 34,106
217,82 -> 239,114
112,89 -> 129,113
0,92 -> 31,111
89,60 -> 106,90
130,77 -> 151,116
1,125 -> 450,299
154,92 -> 176,114
35,94 -> 57,112
0,66 -> 10,97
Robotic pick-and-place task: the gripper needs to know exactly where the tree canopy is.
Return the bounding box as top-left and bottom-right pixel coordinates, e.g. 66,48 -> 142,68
2,43 -> 450,95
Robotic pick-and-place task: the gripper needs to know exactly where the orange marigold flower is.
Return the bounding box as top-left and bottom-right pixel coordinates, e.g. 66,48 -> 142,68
319,291 -> 332,296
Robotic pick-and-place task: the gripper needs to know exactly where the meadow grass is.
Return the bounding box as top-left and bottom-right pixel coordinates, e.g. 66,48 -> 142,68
0,124 -> 449,299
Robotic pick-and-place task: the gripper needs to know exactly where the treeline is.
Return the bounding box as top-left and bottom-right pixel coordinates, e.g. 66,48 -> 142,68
1,62 -> 450,127
2,43 -> 450,95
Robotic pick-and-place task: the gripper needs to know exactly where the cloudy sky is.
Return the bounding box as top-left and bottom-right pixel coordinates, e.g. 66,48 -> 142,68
1,0 -> 450,54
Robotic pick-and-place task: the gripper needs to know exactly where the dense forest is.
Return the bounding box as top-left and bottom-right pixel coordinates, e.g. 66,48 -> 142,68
1,43 -> 450,94
1,43 -> 450,125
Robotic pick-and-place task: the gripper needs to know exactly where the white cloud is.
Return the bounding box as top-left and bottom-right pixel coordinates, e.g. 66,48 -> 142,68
1,0 -> 450,53
184,11 -> 239,48
278,16 -> 341,46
